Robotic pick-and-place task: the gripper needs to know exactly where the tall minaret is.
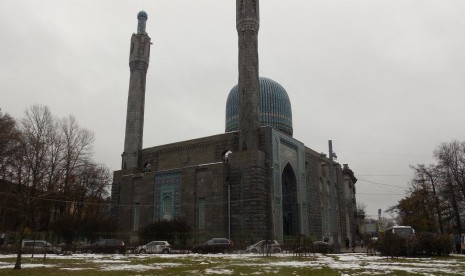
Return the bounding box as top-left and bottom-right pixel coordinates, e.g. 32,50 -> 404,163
237,0 -> 260,152
232,0 -> 270,242
122,11 -> 151,169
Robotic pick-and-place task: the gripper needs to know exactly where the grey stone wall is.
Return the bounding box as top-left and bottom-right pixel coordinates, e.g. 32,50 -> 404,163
112,128 -> 357,247
305,148 -> 325,241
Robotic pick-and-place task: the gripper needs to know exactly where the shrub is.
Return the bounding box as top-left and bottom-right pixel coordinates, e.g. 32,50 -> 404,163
415,232 -> 451,256
138,217 -> 192,245
379,232 -> 407,257
379,232 -> 452,257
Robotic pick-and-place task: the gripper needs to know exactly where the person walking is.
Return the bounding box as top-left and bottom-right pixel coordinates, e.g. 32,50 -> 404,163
455,235 -> 462,254
345,237 -> 350,250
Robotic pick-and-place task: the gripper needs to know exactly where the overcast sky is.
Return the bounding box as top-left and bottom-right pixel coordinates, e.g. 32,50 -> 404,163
1,0 -> 464,219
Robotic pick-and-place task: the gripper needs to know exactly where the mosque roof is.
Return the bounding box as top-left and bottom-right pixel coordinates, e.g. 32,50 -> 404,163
225,77 -> 293,136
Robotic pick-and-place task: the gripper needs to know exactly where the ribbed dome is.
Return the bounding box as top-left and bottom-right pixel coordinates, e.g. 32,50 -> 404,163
225,77 -> 293,136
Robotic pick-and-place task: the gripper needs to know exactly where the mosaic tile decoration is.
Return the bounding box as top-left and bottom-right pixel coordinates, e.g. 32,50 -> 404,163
153,170 -> 181,221
225,77 -> 293,136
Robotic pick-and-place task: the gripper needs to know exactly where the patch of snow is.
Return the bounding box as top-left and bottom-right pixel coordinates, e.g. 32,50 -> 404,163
204,268 -> 234,274
100,264 -> 161,271
0,263 -> 56,269
92,259 -> 131,263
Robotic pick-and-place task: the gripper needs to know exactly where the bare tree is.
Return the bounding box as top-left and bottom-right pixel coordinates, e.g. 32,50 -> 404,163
435,141 -> 465,203
13,105 -> 56,269
0,109 -> 21,180
59,116 -> 94,212
2,105 -> 112,269
434,141 -> 465,234
411,164 -> 444,233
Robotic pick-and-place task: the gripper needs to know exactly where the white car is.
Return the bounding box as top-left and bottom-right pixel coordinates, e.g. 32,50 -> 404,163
246,240 -> 281,253
135,241 -> 171,254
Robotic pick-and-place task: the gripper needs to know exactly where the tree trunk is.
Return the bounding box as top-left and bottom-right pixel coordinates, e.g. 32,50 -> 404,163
446,172 -> 462,233
429,174 -> 444,233
14,214 -> 26,269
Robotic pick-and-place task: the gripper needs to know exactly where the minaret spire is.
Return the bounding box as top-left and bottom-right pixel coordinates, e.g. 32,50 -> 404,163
237,0 -> 260,152
122,11 -> 151,169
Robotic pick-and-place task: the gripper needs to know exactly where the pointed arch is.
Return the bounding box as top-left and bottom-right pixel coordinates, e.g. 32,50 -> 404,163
282,163 -> 298,236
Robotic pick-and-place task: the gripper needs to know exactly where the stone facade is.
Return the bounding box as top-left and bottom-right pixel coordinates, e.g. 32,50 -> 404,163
112,127 -> 357,246
111,1 -> 358,249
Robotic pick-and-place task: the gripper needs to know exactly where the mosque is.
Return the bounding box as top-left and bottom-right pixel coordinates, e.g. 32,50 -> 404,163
111,1 -> 358,250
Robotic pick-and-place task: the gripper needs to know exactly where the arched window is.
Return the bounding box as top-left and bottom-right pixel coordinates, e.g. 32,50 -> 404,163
163,196 -> 173,220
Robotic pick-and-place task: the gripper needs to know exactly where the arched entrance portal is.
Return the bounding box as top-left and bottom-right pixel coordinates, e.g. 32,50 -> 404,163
282,163 -> 299,236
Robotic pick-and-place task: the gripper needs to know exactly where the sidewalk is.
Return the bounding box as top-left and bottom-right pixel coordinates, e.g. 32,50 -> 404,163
339,246 -> 368,254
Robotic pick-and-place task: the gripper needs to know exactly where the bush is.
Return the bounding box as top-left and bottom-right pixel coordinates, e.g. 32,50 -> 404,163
415,232 -> 451,256
138,217 -> 191,246
379,232 -> 452,257
379,232 -> 408,257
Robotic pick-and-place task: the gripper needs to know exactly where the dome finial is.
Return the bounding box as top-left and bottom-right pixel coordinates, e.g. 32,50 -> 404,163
137,11 -> 148,34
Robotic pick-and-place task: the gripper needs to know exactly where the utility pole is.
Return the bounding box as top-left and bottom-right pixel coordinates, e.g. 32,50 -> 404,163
328,140 -> 340,253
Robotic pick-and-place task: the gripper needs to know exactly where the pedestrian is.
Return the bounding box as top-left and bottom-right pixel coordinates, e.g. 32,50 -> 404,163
455,234 -> 461,254
360,238 -> 364,248
345,237 -> 350,250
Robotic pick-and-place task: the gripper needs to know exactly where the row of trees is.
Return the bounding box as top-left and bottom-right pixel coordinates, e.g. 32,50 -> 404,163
391,140 -> 465,234
0,106 -> 114,268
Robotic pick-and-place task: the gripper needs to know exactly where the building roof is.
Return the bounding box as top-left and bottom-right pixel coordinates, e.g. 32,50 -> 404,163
225,77 -> 293,136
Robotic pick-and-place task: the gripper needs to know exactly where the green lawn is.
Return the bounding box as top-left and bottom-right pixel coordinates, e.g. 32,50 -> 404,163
0,253 -> 464,275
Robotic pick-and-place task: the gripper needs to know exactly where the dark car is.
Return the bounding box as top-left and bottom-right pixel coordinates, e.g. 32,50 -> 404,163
247,240 -> 281,253
22,240 -> 61,254
83,239 -> 126,254
192,238 -> 233,254
312,241 -> 333,253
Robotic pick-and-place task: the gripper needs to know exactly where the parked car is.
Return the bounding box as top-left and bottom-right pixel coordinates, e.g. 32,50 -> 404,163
135,241 -> 171,254
83,239 -> 126,254
192,238 -> 233,254
247,240 -> 281,253
312,241 -> 332,253
385,226 -> 415,238
22,240 -> 61,254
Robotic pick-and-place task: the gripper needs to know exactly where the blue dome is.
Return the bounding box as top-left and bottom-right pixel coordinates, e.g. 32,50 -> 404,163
225,77 -> 293,136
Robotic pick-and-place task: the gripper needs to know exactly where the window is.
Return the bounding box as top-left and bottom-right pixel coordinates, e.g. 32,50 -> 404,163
133,203 -> 140,231
163,196 -> 173,220
198,198 -> 206,230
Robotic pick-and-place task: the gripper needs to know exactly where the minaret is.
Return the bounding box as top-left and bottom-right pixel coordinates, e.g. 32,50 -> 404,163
230,0 -> 270,242
122,11 -> 151,169
237,0 -> 260,152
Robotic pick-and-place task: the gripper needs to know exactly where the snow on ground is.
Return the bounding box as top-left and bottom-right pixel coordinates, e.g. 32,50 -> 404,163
204,268 -> 234,274
0,252 -> 464,274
